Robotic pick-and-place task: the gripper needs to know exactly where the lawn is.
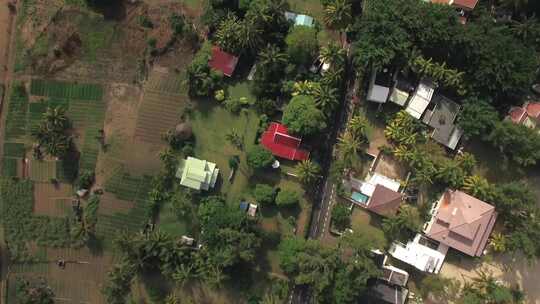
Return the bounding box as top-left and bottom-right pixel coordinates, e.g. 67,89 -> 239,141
350,207 -> 388,248
288,0 -> 325,21
190,96 -> 260,203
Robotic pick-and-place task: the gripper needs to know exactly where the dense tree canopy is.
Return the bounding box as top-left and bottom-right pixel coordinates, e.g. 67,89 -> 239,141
458,98 -> 499,139
282,95 -> 327,136
246,145 -> 275,170
278,233 -> 380,303
275,189 -> 300,207
198,196 -> 261,267
353,0 -> 538,104
487,121 -> 540,167
285,25 -> 319,66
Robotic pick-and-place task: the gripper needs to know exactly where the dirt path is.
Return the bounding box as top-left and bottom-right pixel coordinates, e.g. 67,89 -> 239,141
0,1 -> 12,81
0,1 -> 19,303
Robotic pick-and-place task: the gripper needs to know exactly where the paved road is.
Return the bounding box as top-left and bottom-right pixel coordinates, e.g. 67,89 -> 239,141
290,45 -> 357,304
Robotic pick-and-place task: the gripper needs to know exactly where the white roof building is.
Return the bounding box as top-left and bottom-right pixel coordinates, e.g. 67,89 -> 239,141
405,79 -> 435,119
389,234 -> 448,274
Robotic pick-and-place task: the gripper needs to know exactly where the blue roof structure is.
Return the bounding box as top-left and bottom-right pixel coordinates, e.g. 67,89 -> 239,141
240,201 -> 249,211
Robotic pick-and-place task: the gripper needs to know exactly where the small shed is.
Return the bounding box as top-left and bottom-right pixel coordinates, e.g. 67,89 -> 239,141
209,46 -> 239,77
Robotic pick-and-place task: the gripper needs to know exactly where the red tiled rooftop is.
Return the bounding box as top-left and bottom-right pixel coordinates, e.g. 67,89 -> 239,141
508,106 -> 527,124
526,102 -> 540,118
208,46 -> 239,77
261,122 -> 309,161
426,190 -> 497,257
453,0 -> 479,10
368,185 -> 403,217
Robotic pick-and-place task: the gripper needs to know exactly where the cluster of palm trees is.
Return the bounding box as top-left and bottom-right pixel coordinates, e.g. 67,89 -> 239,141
384,111 -> 482,188
337,112 -> 371,168
461,269 -> 525,304
213,0 -> 289,56
103,230 -> 223,304
295,159 -> 321,187
32,106 -> 73,159
409,55 -> 467,95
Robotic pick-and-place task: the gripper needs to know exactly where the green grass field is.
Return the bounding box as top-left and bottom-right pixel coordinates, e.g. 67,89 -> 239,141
190,98 -> 260,203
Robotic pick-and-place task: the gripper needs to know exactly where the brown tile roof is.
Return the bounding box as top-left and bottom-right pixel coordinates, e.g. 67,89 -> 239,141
453,0 -> 479,10
508,107 -> 528,124
368,184 -> 403,217
526,102 -> 540,119
430,0 -> 478,10
426,190 -> 497,256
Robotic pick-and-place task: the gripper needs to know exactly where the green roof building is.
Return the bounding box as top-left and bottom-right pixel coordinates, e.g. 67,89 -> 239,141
176,157 -> 219,191
285,11 -> 315,27
295,14 -> 314,27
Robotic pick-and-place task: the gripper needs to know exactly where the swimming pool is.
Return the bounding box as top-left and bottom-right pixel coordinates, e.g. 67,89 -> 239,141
351,191 -> 369,205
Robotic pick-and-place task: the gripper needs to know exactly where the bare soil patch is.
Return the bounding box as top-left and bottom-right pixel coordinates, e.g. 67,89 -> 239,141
43,247 -> 114,304
373,153 -> 409,181
33,182 -> 73,217
0,0 -> 12,80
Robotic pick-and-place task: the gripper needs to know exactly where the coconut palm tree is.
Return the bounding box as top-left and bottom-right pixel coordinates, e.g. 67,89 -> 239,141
321,66 -> 344,87
489,233 -> 508,253
511,15 -> 539,43
319,42 -> 346,68
292,80 -> 319,96
44,106 -> 69,131
225,129 -> 244,150
347,113 -> 370,141
259,44 -> 288,70
313,84 -> 338,115
337,131 -> 361,166
462,175 -> 496,201
323,0 -> 353,32
295,159 -> 321,186
456,152 -> 477,175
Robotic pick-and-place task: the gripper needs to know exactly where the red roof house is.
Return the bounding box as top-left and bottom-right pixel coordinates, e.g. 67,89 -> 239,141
208,46 -> 239,77
424,190 -> 497,257
368,185 -> 404,217
506,102 -> 540,129
261,122 -> 310,161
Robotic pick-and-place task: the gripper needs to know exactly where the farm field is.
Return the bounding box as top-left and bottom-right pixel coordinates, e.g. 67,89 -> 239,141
0,0 -> 330,303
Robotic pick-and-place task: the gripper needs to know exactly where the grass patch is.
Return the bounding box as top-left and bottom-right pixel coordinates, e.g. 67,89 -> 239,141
157,201 -> 189,238
190,98 -> 260,203
75,13 -> 116,63
350,207 -> 388,248
288,0 -> 325,21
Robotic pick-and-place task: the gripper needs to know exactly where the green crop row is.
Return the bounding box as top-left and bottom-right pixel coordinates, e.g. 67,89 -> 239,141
2,157 -> 19,177
30,79 -> 103,101
3,142 -> 26,158
5,86 -> 29,140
